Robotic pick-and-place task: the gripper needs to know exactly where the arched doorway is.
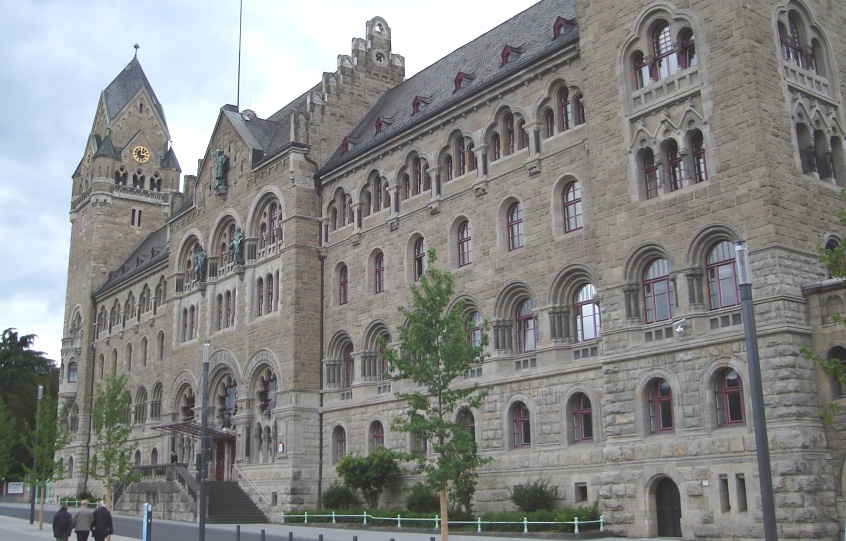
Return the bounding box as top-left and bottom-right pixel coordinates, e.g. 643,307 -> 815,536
655,477 -> 682,537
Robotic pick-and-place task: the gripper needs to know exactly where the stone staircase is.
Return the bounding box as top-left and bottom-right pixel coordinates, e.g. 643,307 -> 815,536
207,481 -> 268,524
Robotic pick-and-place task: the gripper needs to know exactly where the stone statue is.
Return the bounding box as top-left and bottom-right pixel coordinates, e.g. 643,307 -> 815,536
194,245 -> 207,282
212,149 -> 229,189
229,227 -> 245,265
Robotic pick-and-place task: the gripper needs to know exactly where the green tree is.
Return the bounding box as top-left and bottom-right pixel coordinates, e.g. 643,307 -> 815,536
0,400 -> 15,479
0,328 -> 58,479
335,446 -> 401,508
86,374 -> 138,508
24,392 -> 70,529
381,248 -> 490,541
801,206 -> 846,423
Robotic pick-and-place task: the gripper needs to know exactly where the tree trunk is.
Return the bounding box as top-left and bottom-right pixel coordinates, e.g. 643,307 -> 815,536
38,483 -> 45,530
440,488 -> 449,541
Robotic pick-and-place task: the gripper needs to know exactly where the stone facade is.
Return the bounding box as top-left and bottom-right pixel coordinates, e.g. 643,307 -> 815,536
55,1 -> 846,539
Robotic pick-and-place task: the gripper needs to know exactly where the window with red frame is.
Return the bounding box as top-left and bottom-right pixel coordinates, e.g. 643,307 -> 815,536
643,259 -> 675,323
334,426 -> 347,462
266,274 -> 274,314
491,134 -> 501,161
649,379 -> 674,432
553,16 -> 571,39
573,95 -> 586,125
707,241 -> 738,309
414,158 -> 423,195
468,145 -> 477,171
189,306 -> 196,340
413,238 -> 425,281
457,140 -> 466,176
225,291 -> 233,328
457,407 -> 476,443
680,29 -> 696,68
517,120 -> 529,150
782,18 -> 805,68
465,311 -> 483,348
339,265 -> 348,305
501,46 -> 518,66
575,284 -> 599,342
257,278 -> 264,316
715,368 -> 744,426
559,88 -> 572,131
402,175 -> 410,200
667,140 -> 685,191
504,114 -> 515,155
269,203 -> 279,243
512,402 -> 531,447
634,52 -> 651,89
375,118 -> 384,135
373,181 -> 382,210
216,294 -> 223,330
563,181 -> 583,232
370,421 -> 384,449
342,344 -> 354,388
572,393 -> 593,441
374,252 -> 385,294
652,23 -> 679,80
507,202 -> 524,250
544,110 -> 554,138
644,149 -> 660,199
692,131 -> 708,182
458,220 -> 472,267
516,298 -> 537,353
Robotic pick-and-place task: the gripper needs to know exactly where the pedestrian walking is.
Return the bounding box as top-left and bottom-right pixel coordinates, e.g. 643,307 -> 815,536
71,500 -> 93,541
90,500 -> 113,541
52,503 -> 73,541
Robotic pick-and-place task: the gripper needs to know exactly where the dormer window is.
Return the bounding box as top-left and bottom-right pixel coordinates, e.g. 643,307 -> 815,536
412,96 -> 429,115
501,46 -> 520,66
454,72 -> 473,92
375,118 -> 385,135
341,137 -> 354,154
553,16 -> 574,38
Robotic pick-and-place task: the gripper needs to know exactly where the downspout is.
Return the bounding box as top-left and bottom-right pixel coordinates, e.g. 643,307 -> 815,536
83,301 -> 98,492
307,155 -> 325,505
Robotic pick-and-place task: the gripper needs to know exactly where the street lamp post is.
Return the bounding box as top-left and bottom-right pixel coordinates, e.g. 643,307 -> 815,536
735,241 -> 778,541
199,341 -> 210,541
29,384 -> 43,524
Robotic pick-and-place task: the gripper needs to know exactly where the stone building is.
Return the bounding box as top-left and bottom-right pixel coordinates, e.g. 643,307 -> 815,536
55,0 -> 846,538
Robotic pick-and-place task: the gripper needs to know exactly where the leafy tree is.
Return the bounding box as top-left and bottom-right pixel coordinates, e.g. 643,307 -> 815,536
0,400 -> 15,479
381,248 -> 490,541
86,374 -> 138,508
335,446 -> 401,508
801,207 -> 846,423
24,392 -> 70,528
0,328 -> 58,479
510,479 -> 558,513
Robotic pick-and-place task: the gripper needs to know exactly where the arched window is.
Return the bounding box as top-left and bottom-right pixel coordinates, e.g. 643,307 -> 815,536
707,241 -> 739,309
644,149 -> 659,199
266,274 -> 274,314
457,140 -> 466,176
573,94 -> 586,126
216,294 -> 223,330
563,182 -> 583,232
342,344 -> 354,388
828,348 -> 846,396
444,155 -> 454,181
782,17 -> 805,69
465,311 -> 483,348
680,29 -> 696,68
362,191 -> 372,217
516,299 -> 537,353
715,368 -> 745,426
507,202 -> 524,250
572,393 -> 593,442
511,402 -> 531,448
141,337 -> 148,367
333,426 -> 347,463
692,131 -> 708,182
413,158 -> 423,195
648,379 -> 674,433
225,291 -> 233,328
558,88 -> 572,132
491,133 -> 501,161
70,404 -> 79,432
458,221 -> 472,267
369,421 -> 385,450
667,140 -> 685,191
189,306 -> 196,340
157,331 -> 165,361
517,120 -> 528,150
339,265 -> 349,305
126,344 -> 133,372
544,110 -> 555,138
374,252 -> 385,294
652,22 -> 679,80
413,238 -> 426,281
68,362 -> 78,383
575,284 -> 599,342
457,407 -> 476,443
504,114 -> 515,155
151,384 -> 163,420
257,278 -> 265,316
373,182 -> 382,211
643,259 -> 675,323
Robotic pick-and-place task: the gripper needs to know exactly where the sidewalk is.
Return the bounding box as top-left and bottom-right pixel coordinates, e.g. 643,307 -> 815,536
0,512 -> 135,541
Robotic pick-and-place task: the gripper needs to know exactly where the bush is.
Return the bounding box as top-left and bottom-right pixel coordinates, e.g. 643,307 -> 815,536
322,482 -> 359,510
405,483 -> 439,513
509,479 -> 558,513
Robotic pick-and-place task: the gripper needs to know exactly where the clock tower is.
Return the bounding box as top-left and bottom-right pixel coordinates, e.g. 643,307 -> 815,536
58,53 -> 181,494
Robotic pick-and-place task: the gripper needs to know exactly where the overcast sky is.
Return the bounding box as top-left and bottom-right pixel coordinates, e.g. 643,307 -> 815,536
0,0 -> 541,363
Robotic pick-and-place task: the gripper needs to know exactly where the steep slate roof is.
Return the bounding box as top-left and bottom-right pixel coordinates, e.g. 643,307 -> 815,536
319,0 -> 578,174
96,226 -> 169,296
162,146 -> 181,171
103,56 -> 167,127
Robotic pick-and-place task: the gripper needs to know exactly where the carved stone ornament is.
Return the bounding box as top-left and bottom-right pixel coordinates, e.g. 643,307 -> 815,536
388,217 -> 399,231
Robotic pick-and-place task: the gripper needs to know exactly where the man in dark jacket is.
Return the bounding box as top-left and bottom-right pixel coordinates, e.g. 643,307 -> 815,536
52,503 -> 73,541
90,500 -> 113,541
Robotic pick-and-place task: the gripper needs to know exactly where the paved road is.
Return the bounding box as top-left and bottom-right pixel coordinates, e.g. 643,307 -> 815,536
0,503 -> 638,541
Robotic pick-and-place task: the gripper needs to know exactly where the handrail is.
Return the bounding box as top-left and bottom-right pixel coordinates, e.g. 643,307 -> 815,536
233,463 -> 272,507
280,511 -> 605,533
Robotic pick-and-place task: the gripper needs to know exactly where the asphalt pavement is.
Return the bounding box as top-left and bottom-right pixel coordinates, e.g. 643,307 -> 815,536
0,502 -> 644,541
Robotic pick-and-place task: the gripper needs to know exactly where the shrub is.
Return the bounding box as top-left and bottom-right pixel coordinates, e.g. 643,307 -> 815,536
509,479 -> 558,513
405,482 -> 439,513
322,482 -> 359,510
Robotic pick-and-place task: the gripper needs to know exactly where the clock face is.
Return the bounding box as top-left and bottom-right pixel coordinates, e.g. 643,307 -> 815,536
132,145 -> 150,163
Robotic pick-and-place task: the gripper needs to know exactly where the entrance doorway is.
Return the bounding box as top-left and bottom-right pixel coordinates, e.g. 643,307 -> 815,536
215,442 -> 226,481
655,477 -> 682,537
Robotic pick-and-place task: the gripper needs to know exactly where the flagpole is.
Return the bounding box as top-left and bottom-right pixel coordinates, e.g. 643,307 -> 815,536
236,0 -> 243,111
